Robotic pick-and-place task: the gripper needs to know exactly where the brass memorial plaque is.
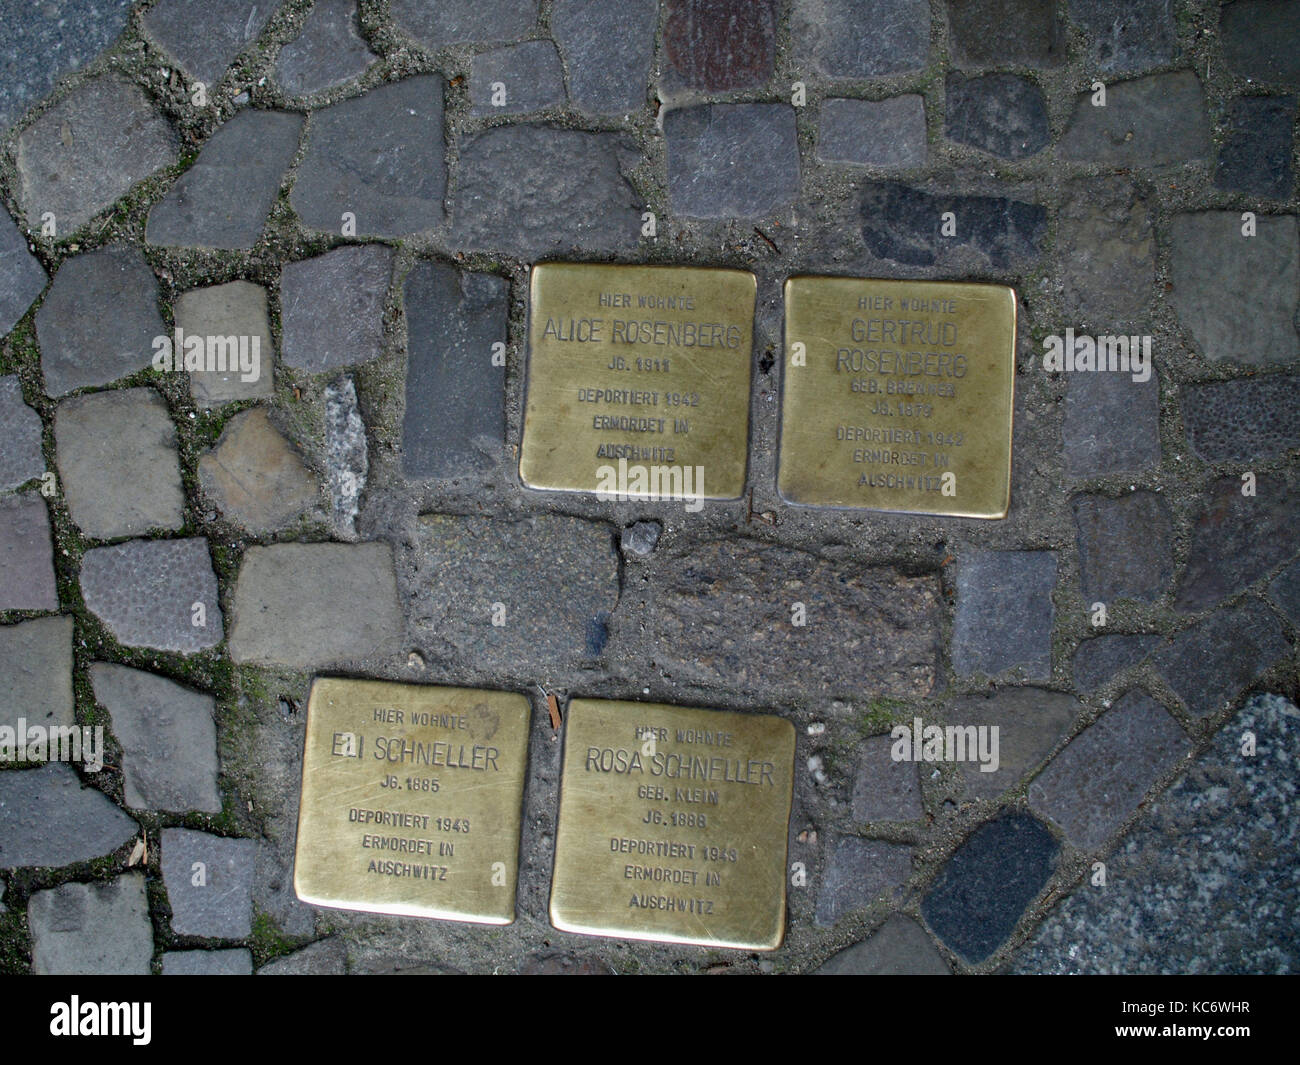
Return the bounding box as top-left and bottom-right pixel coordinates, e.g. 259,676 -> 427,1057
550,699 -> 796,950
294,678 -> 530,924
520,263 -> 755,500
780,277 -> 1016,518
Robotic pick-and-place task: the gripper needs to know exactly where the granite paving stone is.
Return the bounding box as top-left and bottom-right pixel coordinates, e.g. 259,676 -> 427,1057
0,495 -> 57,612
15,73 -> 178,236
0,763 -> 136,869
162,949 -> 254,975
324,376 -> 367,536
389,0 -> 538,50
1221,0 -> 1300,87
552,0 -> 655,114
952,550 -> 1056,680
1059,71 -> 1209,166
90,663 -> 221,814
1061,369 -> 1161,476
665,104 -> 799,219
817,96 -> 927,168
469,41 -> 565,117
29,874 -> 152,975
1167,212 -> 1299,367
945,74 -> 1049,160
816,914 -> 951,974
36,244 -> 165,396
948,687 -> 1079,802
402,262 -> 507,480
1183,375 -> 1299,463
0,615 -> 74,732
946,0 -> 1064,68
1154,602 -> 1291,719
1215,95 -> 1296,200
1072,634 -> 1160,690
851,735 -> 922,822
274,0 -> 377,97
258,937 -> 348,974
0,375 -> 45,490
793,0 -> 929,78
0,214 -> 46,338
1057,176 -> 1154,327
162,828 -> 256,938
663,0 -> 777,91
1270,559 -> 1300,626
174,280 -> 276,406
1067,0 -> 1178,73
1028,692 -> 1189,849
922,813 -> 1057,963
281,245 -> 393,373
148,110 -> 304,250
199,408 -> 319,532
815,837 -> 913,927
1073,492 -> 1172,603
229,542 -> 402,668
143,0 -> 275,87
291,77 -> 445,238
80,538 -> 223,653
55,388 -> 185,539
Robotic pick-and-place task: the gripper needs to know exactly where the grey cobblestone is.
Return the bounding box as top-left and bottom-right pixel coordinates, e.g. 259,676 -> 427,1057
1059,71 -> 1209,166
174,281 -> 275,406
469,41 -> 565,117
1061,369 -> 1161,477
0,764 -> 136,870
281,245 -> 394,374
851,735 -> 922,822
793,0 -> 928,78
274,0 -> 377,98
0,215 -> 47,338
0,615 -> 74,733
389,0 -> 537,51
143,0 -> 274,86
947,0 -> 1063,69
1072,634 -> 1159,691
553,0 -> 655,113
1073,491 -> 1173,604
0,375 -> 45,490
1057,176 -> 1154,328
945,73 -> 1049,160
162,949 -> 254,975
1221,0 -> 1300,87
666,104 -> 799,219
29,874 -> 152,975
162,829 -> 256,939
816,914 -> 950,974
199,408 -> 320,532
0,495 -> 57,612
815,836 -> 912,927
951,549 -> 1056,680
1183,375 -> 1299,463
1270,560 -> 1300,626
818,96 -> 926,168
1068,0 -> 1178,74
948,687 -> 1079,802
1215,96 -> 1297,200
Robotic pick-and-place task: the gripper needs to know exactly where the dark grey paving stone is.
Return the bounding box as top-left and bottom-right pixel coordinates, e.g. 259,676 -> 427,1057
0,375 -> 45,490
1221,0 -> 1300,87
1167,212 -> 1299,367
324,375 -> 367,536
274,0 -> 376,97
258,937 -> 347,974
1061,369 -> 1161,476
947,0 -> 1064,68
55,388 -> 185,539
389,0 -> 538,50
816,913 -> 951,974
469,41 -> 564,116
402,261 -> 507,480
162,828 -> 256,938
0,615 -> 73,734
663,0 -> 777,91
29,874 -> 152,974
80,538 -> 222,653
15,73 -> 178,237
90,663 -> 220,814
1068,0 -> 1178,73
280,245 -> 393,373
1057,176 -> 1154,328
143,0 -> 275,86
952,549 -> 1056,681
815,836 -> 912,927
174,280 -> 275,406
199,408 -> 319,533
1012,693 -> 1300,974
1184,374 -> 1299,463
945,73 -> 1049,159
147,110 -> 303,250
851,735 -> 922,822
665,103 -> 799,219
922,813 -> 1057,963
1215,95 -> 1296,199
1175,473 -> 1300,612
620,521 -> 661,557
858,183 -> 1047,269
653,540 -> 941,700
162,949 -> 254,975
1029,692 -> 1189,849
453,125 -> 639,257
793,0 -> 929,78
229,542 -> 402,668
36,244 -> 164,396
0,495 -> 57,612
552,0 -> 655,114
818,96 -> 927,168
0,763 -> 136,870
1072,634 -> 1160,690
1270,559 -> 1300,626
1073,491 -> 1173,604
1059,71 -> 1209,166
947,687 -> 1080,802
1154,602 -> 1291,719
0,213 -> 46,337
292,77 -> 444,238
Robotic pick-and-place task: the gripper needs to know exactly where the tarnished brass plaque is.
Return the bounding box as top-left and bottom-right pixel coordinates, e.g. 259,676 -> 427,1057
550,699 -> 795,950
521,263 -> 755,501
780,277 -> 1016,518
294,678 -> 530,924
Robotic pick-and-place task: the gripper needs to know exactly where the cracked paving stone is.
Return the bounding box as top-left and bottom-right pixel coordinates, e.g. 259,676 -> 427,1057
144,0 -> 275,87
1059,71 -> 1209,166
402,261 -> 507,480
274,0 -> 377,97
1221,0 -> 1300,87
1167,212 -> 1299,367
816,914 -> 951,974
922,813 -> 1058,963
0,495 -> 57,612
36,244 -> 164,396
281,245 -> 393,373
163,949 -> 254,975
1061,369 -> 1161,477
325,376 -> 367,536
851,735 -> 922,822
1029,691 -> 1189,849
945,73 -> 1049,160
0,615 -> 74,733
1271,559 -> 1300,626
0,213 -> 46,337
389,0 -> 538,50
815,837 -> 912,928
80,538 -> 222,653
952,549 -> 1056,680
947,687 -> 1079,802
663,0 -> 776,91
1183,374 -> 1299,463
29,874 -> 152,975
0,763 -> 137,869
665,104 -> 799,219
15,73 -> 178,237
552,0 -> 655,114
258,937 -> 348,975
0,375 -> 44,490
793,0 -> 928,78
229,542 -> 402,668
1057,176 -> 1154,328
1072,634 -> 1160,691
469,41 -> 565,116
291,77 -> 445,238
946,0 -> 1064,69
1073,491 -> 1173,604
1068,0 -> 1178,73
55,388 -> 185,540
199,408 -> 319,533
148,110 -> 303,250
162,829 -> 256,938
1215,95 -> 1296,200
90,663 -> 221,814
174,280 -> 275,406
817,96 -> 927,168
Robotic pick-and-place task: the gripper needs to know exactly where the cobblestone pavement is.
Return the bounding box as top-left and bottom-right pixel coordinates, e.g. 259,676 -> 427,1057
0,0 -> 1296,975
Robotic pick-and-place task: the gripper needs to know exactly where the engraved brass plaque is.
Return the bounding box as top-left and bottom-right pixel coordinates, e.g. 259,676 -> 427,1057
521,263 -> 755,500
550,699 -> 795,950
780,277 -> 1016,518
294,678 -> 530,924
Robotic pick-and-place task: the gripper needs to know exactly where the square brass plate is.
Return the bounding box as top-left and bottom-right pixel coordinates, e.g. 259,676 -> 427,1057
520,262 -> 755,500
294,678 -> 531,925
550,698 -> 795,950
780,276 -> 1016,518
